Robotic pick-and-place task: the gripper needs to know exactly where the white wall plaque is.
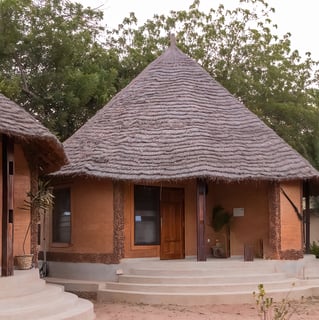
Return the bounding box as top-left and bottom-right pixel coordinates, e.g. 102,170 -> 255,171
233,207 -> 244,217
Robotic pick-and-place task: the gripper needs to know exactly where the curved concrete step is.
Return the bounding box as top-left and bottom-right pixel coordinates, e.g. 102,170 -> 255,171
40,299 -> 95,320
124,258 -> 277,270
98,258 -> 319,305
128,265 -> 276,276
0,284 -> 64,308
0,269 -> 46,298
0,291 -> 78,319
118,272 -> 289,284
98,285 -> 314,305
105,278 -> 302,293
0,269 -> 95,320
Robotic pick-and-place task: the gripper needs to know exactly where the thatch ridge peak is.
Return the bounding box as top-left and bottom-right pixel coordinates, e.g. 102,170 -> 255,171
54,43 -> 319,182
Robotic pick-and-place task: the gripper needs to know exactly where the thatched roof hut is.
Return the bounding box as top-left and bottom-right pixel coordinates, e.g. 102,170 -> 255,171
0,94 -> 67,173
56,41 -> 319,182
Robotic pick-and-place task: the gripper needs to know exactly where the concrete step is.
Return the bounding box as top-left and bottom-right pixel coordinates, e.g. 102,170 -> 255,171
105,278 -> 301,293
303,260 -> 319,279
0,284 -> 64,308
0,269 -> 46,298
40,299 -> 95,320
0,269 -> 95,320
127,263 -> 276,276
127,258 -> 275,266
97,258 -> 319,305
98,284 -> 313,305
0,291 -> 78,319
118,272 -> 288,284
46,277 -> 100,293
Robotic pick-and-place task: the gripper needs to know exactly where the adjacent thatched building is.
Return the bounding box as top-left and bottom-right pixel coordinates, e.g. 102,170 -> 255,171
0,93 -> 67,276
49,39 -> 319,274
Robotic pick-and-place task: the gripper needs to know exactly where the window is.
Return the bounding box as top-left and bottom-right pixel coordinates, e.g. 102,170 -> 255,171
52,187 -> 71,243
134,185 -> 160,245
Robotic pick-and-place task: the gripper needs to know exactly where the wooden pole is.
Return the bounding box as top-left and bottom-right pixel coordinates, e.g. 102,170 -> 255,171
304,181 -> 310,254
196,179 -> 206,261
30,164 -> 39,268
1,135 -> 14,276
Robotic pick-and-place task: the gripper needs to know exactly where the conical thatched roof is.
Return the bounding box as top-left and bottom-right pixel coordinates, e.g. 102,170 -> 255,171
0,94 -> 67,173
55,41 -> 319,182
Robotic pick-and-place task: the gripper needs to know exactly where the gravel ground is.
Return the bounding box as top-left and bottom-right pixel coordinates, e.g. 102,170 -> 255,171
94,298 -> 319,319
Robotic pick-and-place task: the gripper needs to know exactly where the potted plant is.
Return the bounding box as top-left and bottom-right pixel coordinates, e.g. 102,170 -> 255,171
15,179 -> 54,270
211,205 -> 232,258
212,205 -> 232,232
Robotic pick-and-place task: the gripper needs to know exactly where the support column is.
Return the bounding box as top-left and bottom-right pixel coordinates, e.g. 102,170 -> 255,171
304,181 -> 310,254
1,135 -> 14,276
113,180 -> 125,262
30,164 -> 39,267
196,179 -> 206,261
268,181 -> 281,259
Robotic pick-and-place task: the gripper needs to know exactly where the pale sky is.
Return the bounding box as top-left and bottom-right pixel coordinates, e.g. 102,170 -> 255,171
78,0 -> 319,60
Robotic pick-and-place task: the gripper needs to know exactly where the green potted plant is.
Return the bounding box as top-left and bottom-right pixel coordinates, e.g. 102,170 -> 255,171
15,179 -> 54,270
310,241 -> 319,258
211,205 -> 232,258
212,205 -> 231,232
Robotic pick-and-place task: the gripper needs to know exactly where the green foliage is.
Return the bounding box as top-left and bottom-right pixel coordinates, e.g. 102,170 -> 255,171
105,0 -> 319,168
253,283 -> 301,320
310,241 -> 319,258
20,179 -> 54,254
21,179 -> 54,214
1,0 -> 319,168
0,0 -> 119,140
254,284 -> 274,319
212,205 -> 231,232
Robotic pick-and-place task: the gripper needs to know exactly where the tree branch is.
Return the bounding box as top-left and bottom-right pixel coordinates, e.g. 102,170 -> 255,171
14,53 -> 42,101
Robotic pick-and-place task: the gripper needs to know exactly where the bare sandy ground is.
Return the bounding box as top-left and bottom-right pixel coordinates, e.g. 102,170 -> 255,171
94,298 -> 319,319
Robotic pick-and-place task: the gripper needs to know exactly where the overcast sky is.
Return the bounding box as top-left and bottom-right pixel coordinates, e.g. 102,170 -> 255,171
77,0 -> 319,60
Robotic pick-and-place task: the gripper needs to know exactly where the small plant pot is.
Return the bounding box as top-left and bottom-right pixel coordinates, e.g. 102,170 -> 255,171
15,254 -> 33,270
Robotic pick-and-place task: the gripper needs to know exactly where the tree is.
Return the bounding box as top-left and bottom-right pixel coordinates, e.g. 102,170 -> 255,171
104,0 -> 319,168
1,0 -> 318,168
0,0 -> 119,140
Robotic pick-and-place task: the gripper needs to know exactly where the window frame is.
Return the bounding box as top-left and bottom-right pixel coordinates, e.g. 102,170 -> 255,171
51,186 -> 72,246
133,185 -> 161,246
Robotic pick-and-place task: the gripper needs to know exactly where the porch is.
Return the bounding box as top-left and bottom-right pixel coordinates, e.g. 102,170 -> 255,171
46,255 -> 319,305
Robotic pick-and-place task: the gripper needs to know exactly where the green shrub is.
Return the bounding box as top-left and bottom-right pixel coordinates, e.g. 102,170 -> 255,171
310,241 -> 319,258
212,205 -> 231,232
253,283 -> 301,320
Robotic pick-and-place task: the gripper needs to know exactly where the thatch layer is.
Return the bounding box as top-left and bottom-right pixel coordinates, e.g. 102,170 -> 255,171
56,43 -> 319,181
0,94 -> 67,173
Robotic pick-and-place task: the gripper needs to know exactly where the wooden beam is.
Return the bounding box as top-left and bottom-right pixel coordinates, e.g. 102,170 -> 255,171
1,135 -> 14,276
304,181 -> 310,254
196,179 -> 206,261
30,163 -> 39,268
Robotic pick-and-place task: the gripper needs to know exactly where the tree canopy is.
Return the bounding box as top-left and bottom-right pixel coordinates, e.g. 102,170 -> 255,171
0,0 -> 119,140
1,0 -> 319,168
104,0 -> 319,168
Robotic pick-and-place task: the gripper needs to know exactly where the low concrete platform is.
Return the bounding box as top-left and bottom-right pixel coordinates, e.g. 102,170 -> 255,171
46,255 -> 319,305
0,268 -> 95,319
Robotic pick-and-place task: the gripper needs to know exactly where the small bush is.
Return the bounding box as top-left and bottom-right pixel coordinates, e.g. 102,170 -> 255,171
310,241 -> 319,258
253,283 -> 301,320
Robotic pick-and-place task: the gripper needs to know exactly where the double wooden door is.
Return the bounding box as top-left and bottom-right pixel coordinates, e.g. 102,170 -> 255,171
160,188 -> 185,260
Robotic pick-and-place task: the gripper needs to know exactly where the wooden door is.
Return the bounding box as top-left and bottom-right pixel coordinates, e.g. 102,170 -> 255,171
160,188 -> 185,260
